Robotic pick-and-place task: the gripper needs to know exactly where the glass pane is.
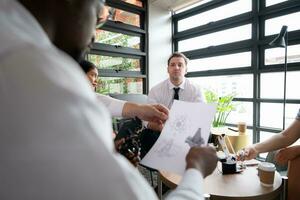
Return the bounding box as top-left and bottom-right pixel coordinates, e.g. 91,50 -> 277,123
261,71 -> 300,99
95,30 -> 140,49
175,0 -> 213,14
260,72 -> 284,99
247,129 -> 254,145
260,103 -> 283,129
97,77 -> 143,94
265,44 -> 300,65
107,7 -> 140,27
87,54 -> 140,71
227,101 -> 253,126
259,131 -> 277,158
287,71 -> 300,99
189,74 -> 253,98
178,24 -> 251,52
286,104 -> 300,128
189,52 -> 251,72
178,1 -> 251,31
122,0 -> 143,7
265,12 -> 300,36
266,0 -> 288,7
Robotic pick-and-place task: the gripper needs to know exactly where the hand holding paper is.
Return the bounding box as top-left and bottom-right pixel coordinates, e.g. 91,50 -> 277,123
141,100 -> 216,175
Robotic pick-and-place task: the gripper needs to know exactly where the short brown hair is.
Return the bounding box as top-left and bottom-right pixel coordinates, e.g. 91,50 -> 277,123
167,52 -> 189,66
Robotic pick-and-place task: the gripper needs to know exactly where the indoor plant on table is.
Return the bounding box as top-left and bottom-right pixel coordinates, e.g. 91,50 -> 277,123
204,89 -> 236,128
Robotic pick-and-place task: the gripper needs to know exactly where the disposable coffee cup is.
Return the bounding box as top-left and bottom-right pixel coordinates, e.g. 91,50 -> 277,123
258,162 -> 276,187
238,122 -> 247,135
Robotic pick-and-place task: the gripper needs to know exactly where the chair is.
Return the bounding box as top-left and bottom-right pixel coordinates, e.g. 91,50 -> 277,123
265,150 -> 288,176
109,93 -> 148,104
286,155 -> 300,200
109,93 -> 148,131
109,93 -> 156,186
266,150 -> 300,200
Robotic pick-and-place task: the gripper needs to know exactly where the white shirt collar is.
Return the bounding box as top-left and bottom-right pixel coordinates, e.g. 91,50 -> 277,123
168,78 -> 186,90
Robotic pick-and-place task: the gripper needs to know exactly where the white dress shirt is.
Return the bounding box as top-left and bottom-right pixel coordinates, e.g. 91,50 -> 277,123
0,0 -> 205,199
148,78 -> 204,109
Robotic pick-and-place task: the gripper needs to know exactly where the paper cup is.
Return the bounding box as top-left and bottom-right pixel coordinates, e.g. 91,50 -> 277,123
258,162 -> 276,187
238,122 -> 247,135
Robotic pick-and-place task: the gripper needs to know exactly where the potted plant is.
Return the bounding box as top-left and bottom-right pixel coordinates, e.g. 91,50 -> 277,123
204,89 -> 236,127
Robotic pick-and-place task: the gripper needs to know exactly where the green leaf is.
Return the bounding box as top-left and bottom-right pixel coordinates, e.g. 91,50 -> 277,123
204,89 -> 236,127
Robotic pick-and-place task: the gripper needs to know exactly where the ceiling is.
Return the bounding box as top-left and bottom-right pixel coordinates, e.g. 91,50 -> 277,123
149,0 -> 203,11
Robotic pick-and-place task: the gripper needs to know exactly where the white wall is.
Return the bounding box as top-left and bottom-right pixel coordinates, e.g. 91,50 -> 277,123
148,3 -> 172,90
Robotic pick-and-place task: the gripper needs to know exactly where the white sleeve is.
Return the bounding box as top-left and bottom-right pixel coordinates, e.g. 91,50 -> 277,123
96,93 -> 126,117
165,169 -> 205,200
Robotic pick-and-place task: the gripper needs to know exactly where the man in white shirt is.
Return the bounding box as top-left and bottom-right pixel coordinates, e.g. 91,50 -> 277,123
140,53 -> 204,157
147,52 -> 204,131
0,0 -> 217,200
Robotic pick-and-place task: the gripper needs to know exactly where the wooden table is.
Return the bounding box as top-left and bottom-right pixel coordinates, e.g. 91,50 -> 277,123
159,163 -> 283,200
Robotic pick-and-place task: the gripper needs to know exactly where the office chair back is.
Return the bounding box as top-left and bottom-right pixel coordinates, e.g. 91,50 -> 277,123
109,93 -> 148,104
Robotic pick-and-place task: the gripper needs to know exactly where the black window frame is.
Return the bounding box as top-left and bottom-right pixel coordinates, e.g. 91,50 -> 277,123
88,0 -> 148,94
172,0 -> 300,150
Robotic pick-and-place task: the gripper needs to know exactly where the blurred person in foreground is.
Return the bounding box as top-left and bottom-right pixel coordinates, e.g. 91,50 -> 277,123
0,0 -> 217,199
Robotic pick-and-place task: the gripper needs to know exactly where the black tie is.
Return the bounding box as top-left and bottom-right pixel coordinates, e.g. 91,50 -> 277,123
173,88 -> 180,100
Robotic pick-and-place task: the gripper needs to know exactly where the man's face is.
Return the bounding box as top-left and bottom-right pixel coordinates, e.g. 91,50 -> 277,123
167,57 -> 187,84
53,0 -> 104,61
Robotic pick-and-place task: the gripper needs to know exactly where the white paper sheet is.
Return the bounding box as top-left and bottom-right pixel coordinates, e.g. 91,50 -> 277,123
141,100 -> 216,175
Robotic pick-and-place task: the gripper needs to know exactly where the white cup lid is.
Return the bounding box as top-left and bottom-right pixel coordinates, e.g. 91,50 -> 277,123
258,162 -> 276,172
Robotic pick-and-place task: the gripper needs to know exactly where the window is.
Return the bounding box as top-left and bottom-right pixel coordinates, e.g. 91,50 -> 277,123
178,24 -> 251,52
266,0 -> 288,7
265,11 -> 300,36
188,52 -> 251,72
87,54 -> 141,71
107,6 -> 140,27
260,103 -> 283,129
178,0 -> 251,31
261,71 -> 300,99
260,72 -> 284,99
122,0 -> 143,7
189,74 -> 253,98
265,44 -> 300,65
95,30 -> 140,49
226,101 -> 253,126
173,0 -> 300,149
97,77 -> 143,94
88,0 -> 147,95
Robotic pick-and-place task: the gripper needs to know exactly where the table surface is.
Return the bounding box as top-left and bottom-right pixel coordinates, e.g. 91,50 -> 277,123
160,162 -> 283,200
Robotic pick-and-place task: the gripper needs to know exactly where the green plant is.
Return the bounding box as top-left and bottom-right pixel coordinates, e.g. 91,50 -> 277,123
204,89 -> 236,127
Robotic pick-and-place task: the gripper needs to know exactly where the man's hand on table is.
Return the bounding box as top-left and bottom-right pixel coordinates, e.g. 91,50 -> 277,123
185,146 -> 218,178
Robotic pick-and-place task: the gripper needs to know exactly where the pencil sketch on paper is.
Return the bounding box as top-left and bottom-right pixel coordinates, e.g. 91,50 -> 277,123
169,115 -> 188,135
155,139 -> 181,157
185,128 -> 205,147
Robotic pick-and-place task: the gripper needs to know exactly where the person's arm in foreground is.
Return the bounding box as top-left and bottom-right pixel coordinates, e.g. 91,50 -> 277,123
165,146 -> 218,200
242,119 -> 300,160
